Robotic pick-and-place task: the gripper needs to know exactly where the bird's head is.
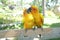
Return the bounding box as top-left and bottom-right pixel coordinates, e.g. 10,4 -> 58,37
27,5 -> 39,13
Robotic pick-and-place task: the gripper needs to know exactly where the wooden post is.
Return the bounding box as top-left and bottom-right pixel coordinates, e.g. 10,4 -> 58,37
42,0 -> 46,16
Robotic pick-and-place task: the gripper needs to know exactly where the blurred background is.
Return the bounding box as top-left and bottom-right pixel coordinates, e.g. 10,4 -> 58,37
0,0 -> 60,30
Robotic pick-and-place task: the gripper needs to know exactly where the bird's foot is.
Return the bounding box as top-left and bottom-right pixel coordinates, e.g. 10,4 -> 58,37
32,26 -> 37,31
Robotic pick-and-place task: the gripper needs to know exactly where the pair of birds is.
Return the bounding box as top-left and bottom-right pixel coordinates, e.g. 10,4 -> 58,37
23,5 -> 44,37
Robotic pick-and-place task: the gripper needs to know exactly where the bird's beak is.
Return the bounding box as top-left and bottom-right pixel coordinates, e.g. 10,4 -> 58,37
27,7 -> 31,13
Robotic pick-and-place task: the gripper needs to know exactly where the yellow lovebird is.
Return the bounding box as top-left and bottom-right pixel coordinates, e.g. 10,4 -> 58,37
23,8 -> 35,30
27,5 -> 44,29
26,6 -> 44,38
23,8 -> 35,37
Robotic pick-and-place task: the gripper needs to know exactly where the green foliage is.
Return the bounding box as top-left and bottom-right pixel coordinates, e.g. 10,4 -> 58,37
39,6 -> 43,13
0,0 -> 8,5
50,23 -> 60,28
47,38 -> 60,40
0,23 -> 24,30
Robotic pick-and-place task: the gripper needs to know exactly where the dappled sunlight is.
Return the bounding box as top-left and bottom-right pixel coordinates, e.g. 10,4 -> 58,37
43,17 -> 60,28
23,0 -> 33,3
0,0 -> 60,30
43,10 -> 60,28
45,10 -> 58,18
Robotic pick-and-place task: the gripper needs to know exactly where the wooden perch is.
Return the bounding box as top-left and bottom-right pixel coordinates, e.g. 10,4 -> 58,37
0,28 -> 51,38
0,28 -> 60,40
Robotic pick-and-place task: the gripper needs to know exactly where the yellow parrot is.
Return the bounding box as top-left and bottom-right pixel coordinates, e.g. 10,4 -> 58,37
27,5 -> 44,29
23,8 -> 35,37
26,6 -> 44,38
23,9 -> 35,30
